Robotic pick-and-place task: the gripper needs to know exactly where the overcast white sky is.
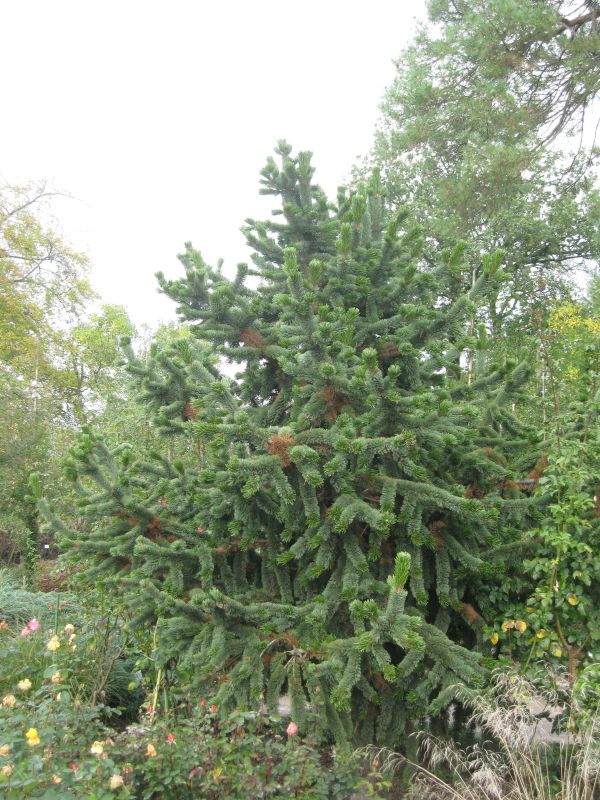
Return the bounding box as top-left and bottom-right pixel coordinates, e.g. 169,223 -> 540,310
1,0 -> 425,328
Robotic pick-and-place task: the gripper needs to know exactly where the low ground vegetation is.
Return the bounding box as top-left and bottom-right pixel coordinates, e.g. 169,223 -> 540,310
1,567 -> 599,798
0,570 -> 389,798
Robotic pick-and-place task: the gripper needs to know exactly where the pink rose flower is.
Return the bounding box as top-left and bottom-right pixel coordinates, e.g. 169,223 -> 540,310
166,732 -> 175,744
20,626 -> 31,637
27,618 -> 40,632
210,704 -> 217,714
286,721 -> 298,736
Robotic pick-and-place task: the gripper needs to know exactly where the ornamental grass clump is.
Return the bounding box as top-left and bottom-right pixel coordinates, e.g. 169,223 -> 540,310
362,673 -> 600,800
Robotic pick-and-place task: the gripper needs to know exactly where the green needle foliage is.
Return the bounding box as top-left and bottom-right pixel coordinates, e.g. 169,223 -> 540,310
41,143 -> 533,745
369,0 -> 600,360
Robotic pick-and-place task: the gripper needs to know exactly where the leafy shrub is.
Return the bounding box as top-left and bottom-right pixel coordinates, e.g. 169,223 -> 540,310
0,602 -> 142,721
108,709 -> 369,799
573,661 -> 600,733
0,675 -> 109,799
478,432 -> 600,686
0,607 -> 382,798
518,435 -> 600,682
0,686 -> 375,798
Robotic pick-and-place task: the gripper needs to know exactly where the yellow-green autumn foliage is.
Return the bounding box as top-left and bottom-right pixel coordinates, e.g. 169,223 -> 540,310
0,182 -> 93,379
547,300 -> 600,397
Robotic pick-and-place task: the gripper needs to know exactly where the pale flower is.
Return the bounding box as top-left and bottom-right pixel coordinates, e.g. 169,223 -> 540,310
2,695 -> 16,709
68,633 -> 76,646
20,626 -> 31,637
1,764 -> 13,777
0,745 -> 9,757
17,679 -> 32,692
52,774 -> 62,784
51,671 -> 61,684
64,623 -> 75,635
90,741 -> 104,756
47,635 -> 60,652
146,743 -> 157,758
27,618 -> 40,632
109,774 -> 124,790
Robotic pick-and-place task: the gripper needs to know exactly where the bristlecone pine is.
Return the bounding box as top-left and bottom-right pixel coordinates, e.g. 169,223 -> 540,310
41,142 -> 531,745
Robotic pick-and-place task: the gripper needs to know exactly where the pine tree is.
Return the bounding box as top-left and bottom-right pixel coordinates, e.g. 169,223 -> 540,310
41,142 -> 532,745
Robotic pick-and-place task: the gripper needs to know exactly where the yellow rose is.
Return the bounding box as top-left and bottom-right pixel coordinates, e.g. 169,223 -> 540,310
52,774 -> 62,784
17,679 -> 32,692
146,743 -> 157,758
109,774 -> 124,790
501,620 -> 515,632
2,695 -> 16,709
536,629 -> 545,639
1,764 -> 13,778
514,620 -> 527,633
47,636 -> 60,653
90,741 -> 104,756
0,745 -> 9,757
566,593 -> 579,606
25,728 -> 41,747
489,632 -> 499,645
51,671 -> 61,684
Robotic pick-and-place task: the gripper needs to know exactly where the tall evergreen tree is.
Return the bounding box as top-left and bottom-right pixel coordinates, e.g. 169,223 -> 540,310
41,143 -> 532,745
368,0 -> 600,360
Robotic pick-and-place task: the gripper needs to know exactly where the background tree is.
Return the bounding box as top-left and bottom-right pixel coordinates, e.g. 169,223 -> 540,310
368,0 -> 600,376
400,1 -> 600,146
0,181 -> 92,378
55,304 -> 137,425
0,184 -> 141,573
361,0 -> 600,451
